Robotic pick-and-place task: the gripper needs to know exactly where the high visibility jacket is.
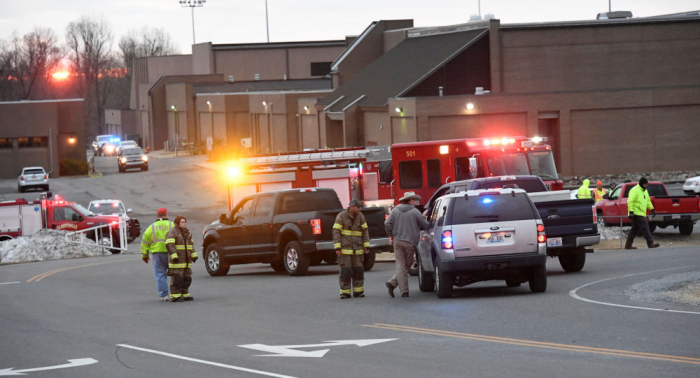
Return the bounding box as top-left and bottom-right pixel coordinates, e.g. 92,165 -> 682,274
577,179 -> 592,199
141,218 -> 174,258
594,188 -> 607,202
628,184 -> 654,217
332,210 -> 370,255
165,227 -> 197,271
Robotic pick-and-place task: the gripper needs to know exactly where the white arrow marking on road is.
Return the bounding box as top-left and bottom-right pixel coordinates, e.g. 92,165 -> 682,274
0,282 -> 20,285
0,358 -> 97,376
238,338 -> 399,357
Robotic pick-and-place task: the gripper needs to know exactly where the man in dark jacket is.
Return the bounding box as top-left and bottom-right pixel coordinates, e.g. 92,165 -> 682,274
384,192 -> 430,298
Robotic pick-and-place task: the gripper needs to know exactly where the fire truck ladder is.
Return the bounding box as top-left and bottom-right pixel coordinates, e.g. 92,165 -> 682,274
241,148 -> 382,166
64,218 -> 128,253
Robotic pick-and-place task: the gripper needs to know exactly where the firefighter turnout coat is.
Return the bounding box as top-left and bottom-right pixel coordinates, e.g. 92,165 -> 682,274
141,218 -> 174,259
165,227 -> 198,275
332,210 -> 370,255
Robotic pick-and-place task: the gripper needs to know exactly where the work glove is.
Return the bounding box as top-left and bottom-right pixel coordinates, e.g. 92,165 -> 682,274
173,257 -> 179,263
365,249 -> 370,255
192,257 -> 198,263
651,209 -> 657,217
142,257 -> 149,264
628,214 -> 634,221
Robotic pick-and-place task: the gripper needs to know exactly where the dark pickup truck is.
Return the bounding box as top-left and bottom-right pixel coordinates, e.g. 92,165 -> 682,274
202,188 -> 390,276
425,176 -> 600,272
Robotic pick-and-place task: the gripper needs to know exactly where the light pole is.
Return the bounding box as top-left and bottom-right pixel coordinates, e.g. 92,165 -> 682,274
179,0 -> 206,45
265,0 -> 270,43
171,105 -> 179,157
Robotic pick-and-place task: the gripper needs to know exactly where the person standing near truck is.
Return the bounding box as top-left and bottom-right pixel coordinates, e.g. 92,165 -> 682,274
594,180 -> 608,203
577,179 -> 592,199
141,208 -> 174,301
332,199 -> 370,299
165,215 -> 198,302
625,177 -> 660,249
384,192 -> 430,298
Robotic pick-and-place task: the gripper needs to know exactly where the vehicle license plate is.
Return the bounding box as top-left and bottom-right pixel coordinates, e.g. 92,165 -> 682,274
547,237 -> 562,247
672,214 -> 681,219
487,235 -> 504,243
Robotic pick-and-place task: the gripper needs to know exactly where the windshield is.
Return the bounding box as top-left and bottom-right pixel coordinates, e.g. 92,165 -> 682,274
528,151 -> 558,180
123,148 -> 143,156
72,204 -> 95,217
487,153 -> 530,176
89,202 -> 126,215
97,136 -> 112,143
23,168 -> 45,175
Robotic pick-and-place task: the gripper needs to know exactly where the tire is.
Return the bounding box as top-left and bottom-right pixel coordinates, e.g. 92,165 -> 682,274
204,243 -> 230,276
142,165 -> 149,172
283,240 -> 309,276
649,223 -> 657,233
408,252 -> 418,276
270,259 -> 285,272
434,263 -> 453,298
529,265 -> 547,293
418,254 -> 435,292
363,250 -> 376,271
559,253 -> 586,272
679,223 -> 693,236
505,280 -> 521,287
323,253 -> 338,265
18,185 -> 23,193
118,165 -> 124,173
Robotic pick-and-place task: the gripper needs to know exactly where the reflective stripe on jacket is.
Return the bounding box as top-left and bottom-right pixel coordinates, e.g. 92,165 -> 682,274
332,210 -> 370,255
628,184 -> 654,216
594,188 -> 607,202
140,219 -> 174,258
166,227 -> 197,270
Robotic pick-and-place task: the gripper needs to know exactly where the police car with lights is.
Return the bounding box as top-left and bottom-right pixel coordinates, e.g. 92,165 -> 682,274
416,188 -> 548,298
93,135 -> 120,156
87,199 -> 141,243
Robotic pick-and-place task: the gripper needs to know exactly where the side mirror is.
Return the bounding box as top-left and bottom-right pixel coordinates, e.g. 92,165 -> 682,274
469,157 -> 477,179
72,214 -> 83,222
219,214 -> 227,224
126,208 -> 133,213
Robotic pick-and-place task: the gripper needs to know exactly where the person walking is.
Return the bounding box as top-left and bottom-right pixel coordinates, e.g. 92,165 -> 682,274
577,179 -> 592,199
593,180 -> 608,203
141,208 -> 175,301
332,199 -> 370,299
166,215 -> 198,302
625,177 -> 660,249
384,192 -> 429,298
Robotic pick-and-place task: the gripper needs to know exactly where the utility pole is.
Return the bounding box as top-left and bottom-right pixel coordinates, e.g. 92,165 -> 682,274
265,0 -> 270,43
179,0 -> 207,45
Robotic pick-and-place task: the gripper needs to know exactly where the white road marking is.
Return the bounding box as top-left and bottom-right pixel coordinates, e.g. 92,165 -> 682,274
117,344 -> 297,378
569,266 -> 700,315
0,282 -> 20,285
0,358 -> 97,376
238,339 -> 398,358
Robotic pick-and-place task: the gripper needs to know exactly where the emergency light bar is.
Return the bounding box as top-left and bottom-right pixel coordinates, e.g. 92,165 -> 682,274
521,136 -> 547,147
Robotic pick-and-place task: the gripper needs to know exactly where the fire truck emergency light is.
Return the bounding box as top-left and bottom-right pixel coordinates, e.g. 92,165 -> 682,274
439,145 -> 449,154
227,165 -> 242,179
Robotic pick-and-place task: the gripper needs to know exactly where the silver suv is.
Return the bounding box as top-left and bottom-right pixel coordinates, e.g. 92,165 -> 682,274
17,166 -> 49,192
417,189 -> 547,298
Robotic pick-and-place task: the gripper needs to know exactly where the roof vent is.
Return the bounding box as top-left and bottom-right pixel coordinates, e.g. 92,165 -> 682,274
597,11 -> 633,20
469,14 -> 482,22
484,13 -> 496,20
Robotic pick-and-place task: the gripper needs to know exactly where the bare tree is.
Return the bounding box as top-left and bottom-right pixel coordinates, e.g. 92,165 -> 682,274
119,27 -> 177,74
66,16 -> 114,138
0,28 -> 63,100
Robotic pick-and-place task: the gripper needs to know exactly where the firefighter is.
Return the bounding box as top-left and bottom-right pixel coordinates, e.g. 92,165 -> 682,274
594,180 -> 608,203
166,215 -> 198,302
577,179 -> 592,199
141,208 -> 175,301
332,199 -> 370,299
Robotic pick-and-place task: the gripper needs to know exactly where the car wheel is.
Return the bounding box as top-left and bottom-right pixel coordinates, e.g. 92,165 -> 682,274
679,223 -> 693,236
418,254 -> 435,292
363,250 -> 376,271
434,263 -> 453,298
204,243 -> 230,276
270,259 -> 285,272
649,223 -> 657,233
505,280 -> 521,287
559,253 -> 586,272
18,185 -> 22,193
284,240 -> 309,276
45,185 -> 49,191
142,165 -> 148,172
529,265 -> 547,293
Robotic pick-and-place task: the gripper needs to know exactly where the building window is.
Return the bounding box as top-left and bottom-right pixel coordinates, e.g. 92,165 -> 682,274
17,137 -> 48,148
310,62 -> 332,77
427,159 -> 441,187
399,160 -> 423,189
0,138 -> 12,148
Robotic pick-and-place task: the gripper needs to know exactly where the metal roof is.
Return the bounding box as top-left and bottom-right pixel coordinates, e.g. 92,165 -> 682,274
212,40 -> 345,51
317,27 -> 488,112
193,79 -> 332,95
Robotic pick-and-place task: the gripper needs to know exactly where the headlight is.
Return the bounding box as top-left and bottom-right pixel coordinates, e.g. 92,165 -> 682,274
107,146 -> 115,153
141,155 -> 148,161
120,157 -> 127,163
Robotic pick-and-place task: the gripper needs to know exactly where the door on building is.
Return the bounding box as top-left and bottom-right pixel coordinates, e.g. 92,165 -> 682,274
538,112 -> 561,169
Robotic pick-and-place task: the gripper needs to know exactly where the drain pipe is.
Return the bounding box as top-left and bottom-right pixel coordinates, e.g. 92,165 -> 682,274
47,128 -> 54,176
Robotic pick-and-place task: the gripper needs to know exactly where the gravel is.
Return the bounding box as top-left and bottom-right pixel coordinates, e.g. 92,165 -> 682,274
626,271 -> 700,307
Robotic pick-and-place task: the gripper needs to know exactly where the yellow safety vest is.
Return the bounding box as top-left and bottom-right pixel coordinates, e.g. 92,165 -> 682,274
594,188 -> 607,202
141,219 -> 174,257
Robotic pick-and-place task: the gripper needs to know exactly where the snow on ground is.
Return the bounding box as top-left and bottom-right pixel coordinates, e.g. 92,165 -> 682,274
0,229 -> 110,264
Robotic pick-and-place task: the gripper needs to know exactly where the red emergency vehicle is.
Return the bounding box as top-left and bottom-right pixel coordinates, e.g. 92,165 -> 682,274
229,136 -> 562,210
0,194 -> 125,252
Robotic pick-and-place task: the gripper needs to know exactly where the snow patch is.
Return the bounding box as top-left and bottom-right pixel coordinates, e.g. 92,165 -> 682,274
0,229 -> 110,264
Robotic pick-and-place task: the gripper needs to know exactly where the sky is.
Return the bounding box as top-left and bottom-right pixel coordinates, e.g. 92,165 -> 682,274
1,0 -> 698,54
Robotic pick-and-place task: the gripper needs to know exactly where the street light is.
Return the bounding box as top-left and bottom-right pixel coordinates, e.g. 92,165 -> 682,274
179,0 -> 206,45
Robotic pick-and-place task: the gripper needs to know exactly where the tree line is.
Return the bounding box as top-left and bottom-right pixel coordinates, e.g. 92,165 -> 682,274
0,16 -> 177,138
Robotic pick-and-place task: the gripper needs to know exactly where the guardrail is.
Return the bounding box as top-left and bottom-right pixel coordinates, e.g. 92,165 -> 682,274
64,219 -> 128,253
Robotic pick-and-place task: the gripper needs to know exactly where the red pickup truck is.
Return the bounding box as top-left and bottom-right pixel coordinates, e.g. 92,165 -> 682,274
595,182 -> 700,235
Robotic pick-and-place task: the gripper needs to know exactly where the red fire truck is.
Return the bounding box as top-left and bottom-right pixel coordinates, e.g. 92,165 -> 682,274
228,136 -> 562,210
0,193 -> 126,252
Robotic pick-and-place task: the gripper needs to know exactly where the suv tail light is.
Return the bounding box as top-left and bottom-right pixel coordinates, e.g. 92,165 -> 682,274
20,177 -> 24,181
441,230 -> 453,249
592,206 -> 597,223
44,174 -> 48,179
537,224 -> 546,243
310,219 -> 322,235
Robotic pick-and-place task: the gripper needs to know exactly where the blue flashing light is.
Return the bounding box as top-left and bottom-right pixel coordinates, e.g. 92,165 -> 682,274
441,236 -> 453,243
359,163 -> 363,175
482,198 -> 493,204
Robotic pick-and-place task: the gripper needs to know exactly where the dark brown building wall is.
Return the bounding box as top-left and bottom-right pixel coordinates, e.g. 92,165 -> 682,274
500,21 -> 700,94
